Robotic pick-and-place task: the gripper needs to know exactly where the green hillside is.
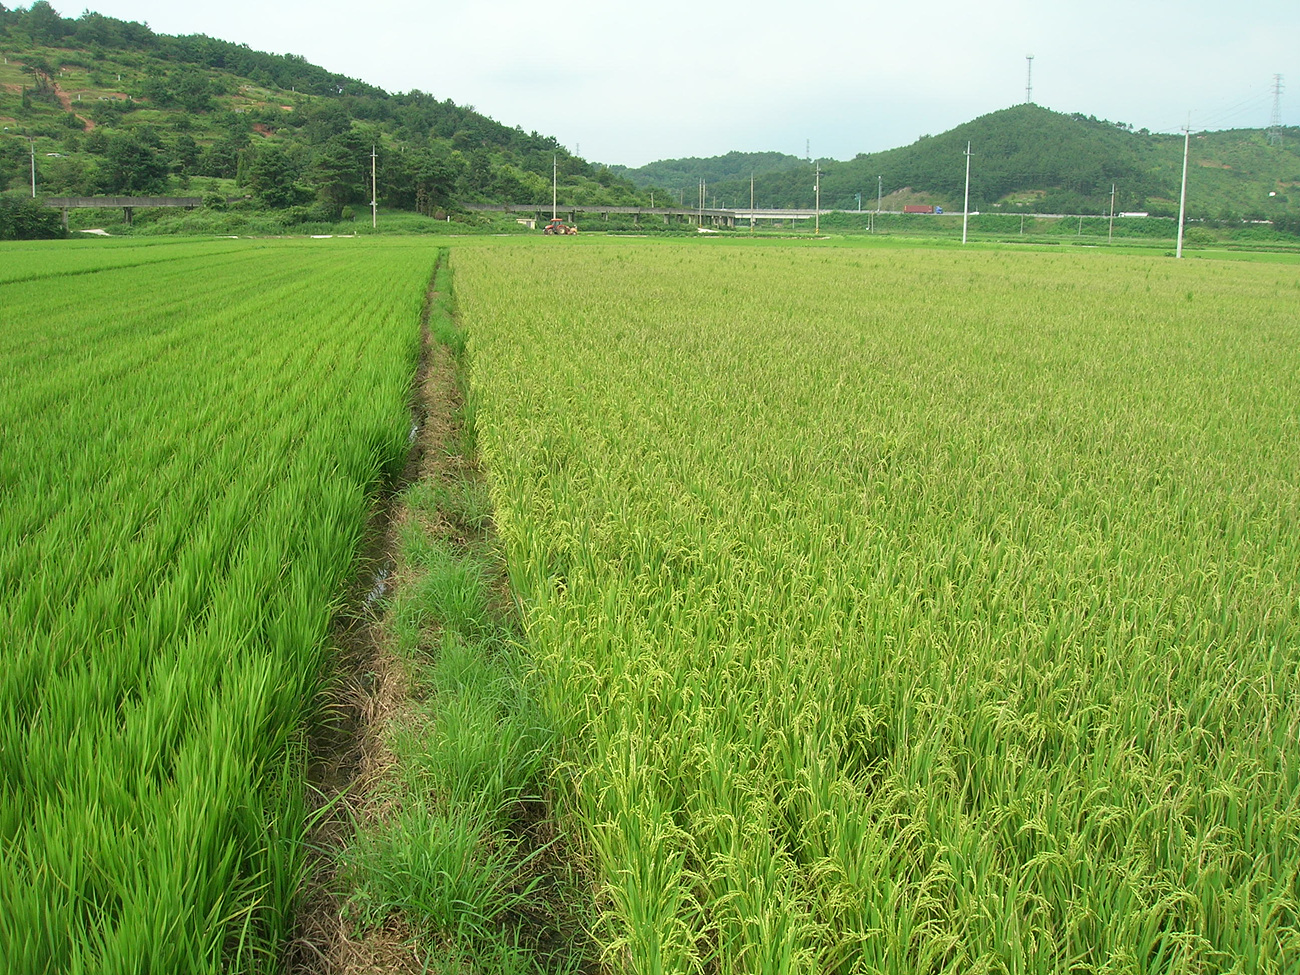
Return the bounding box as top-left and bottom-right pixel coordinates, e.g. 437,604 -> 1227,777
709,105 -> 1300,222
608,150 -> 806,196
0,2 -> 647,233
2,3 -> 1297,235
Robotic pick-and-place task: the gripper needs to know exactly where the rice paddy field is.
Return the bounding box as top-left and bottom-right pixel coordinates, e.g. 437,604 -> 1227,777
454,240 -> 1300,973
0,237 -> 434,971
2,233 -> 1299,973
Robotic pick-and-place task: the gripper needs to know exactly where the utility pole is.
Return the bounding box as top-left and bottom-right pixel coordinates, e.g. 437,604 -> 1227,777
814,162 -> 821,235
1025,55 -> 1034,104
750,172 -> 755,235
552,155 -> 557,221
30,137 -> 37,198
370,145 -> 377,229
1269,74 -> 1284,146
1108,183 -> 1116,244
962,142 -> 972,245
1176,122 -> 1190,259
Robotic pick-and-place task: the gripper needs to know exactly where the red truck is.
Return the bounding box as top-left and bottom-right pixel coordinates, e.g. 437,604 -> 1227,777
903,204 -> 936,214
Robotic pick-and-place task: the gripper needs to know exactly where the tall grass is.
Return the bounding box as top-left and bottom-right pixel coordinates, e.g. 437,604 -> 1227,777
456,241 -> 1300,972
0,238 -> 437,972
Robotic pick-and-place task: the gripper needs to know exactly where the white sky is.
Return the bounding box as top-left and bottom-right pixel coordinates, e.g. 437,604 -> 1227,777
49,0 -> 1300,167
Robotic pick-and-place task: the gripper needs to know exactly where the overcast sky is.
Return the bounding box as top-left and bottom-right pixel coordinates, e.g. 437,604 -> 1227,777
55,0 -> 1300,167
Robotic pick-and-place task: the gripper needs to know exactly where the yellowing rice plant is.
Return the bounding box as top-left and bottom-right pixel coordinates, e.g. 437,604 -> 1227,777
0,238 -> 436,971
456,242 -> 1300,973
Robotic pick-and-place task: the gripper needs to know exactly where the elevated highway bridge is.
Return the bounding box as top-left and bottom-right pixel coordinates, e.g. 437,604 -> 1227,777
465,203 -> 842,229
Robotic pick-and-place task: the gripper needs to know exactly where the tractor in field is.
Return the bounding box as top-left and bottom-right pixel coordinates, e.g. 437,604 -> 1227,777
543,218 -> 578,235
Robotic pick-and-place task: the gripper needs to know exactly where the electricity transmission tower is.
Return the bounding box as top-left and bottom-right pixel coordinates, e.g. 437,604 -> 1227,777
1025,55 -> 1034,104
1268,74 -> 1284,145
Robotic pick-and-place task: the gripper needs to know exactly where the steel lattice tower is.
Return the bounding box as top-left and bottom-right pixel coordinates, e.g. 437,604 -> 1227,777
1269,75 -> 1284,145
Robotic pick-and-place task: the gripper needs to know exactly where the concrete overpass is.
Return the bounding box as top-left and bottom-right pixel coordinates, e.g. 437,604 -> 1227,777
465,203 -> 892,229
466,203 -> 746,228
44,196 -> 204,227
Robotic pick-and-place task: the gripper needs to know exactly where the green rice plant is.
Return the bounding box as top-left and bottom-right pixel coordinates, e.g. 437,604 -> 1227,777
0,237 -> 441,972
0,236 -> 256,284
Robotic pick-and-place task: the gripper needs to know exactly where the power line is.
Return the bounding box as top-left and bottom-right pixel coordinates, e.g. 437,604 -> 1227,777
1195,91 -> 1273,131
1154,81 -> 1278,135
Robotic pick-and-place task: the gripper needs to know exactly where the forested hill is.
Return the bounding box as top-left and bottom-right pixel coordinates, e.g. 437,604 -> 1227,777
2,3 -> 1296,231
609,151 -> 806,195
702,105 -> 1300,221
0,1 -> 647,226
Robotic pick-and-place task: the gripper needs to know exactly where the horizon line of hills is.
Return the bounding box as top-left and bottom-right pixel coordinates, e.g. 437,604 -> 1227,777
1,1 -> 1298,228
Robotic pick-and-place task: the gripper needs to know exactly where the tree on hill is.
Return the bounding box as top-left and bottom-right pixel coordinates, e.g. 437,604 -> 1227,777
139,65 -> 216,114
16,0 -> 66,44
247,142 -> 303,209
378,145 -> 461,215
611,150 -> 805,192
309,132 -> 367,214
99,131 -> 168,194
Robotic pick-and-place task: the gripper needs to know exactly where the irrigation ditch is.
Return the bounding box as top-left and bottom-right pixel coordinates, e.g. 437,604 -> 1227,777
287,251 -> 595,974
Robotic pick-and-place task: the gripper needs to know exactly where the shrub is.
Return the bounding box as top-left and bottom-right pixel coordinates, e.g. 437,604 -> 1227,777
0,195 -> 67,239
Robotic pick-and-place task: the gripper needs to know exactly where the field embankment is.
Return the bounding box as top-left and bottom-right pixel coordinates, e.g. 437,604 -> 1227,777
290,252 -> 595,973
456,240 -> 1300,972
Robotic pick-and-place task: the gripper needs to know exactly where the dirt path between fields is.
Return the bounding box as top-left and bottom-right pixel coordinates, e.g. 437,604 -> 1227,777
285,259 -> 593,973
285,273 -> 454,974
